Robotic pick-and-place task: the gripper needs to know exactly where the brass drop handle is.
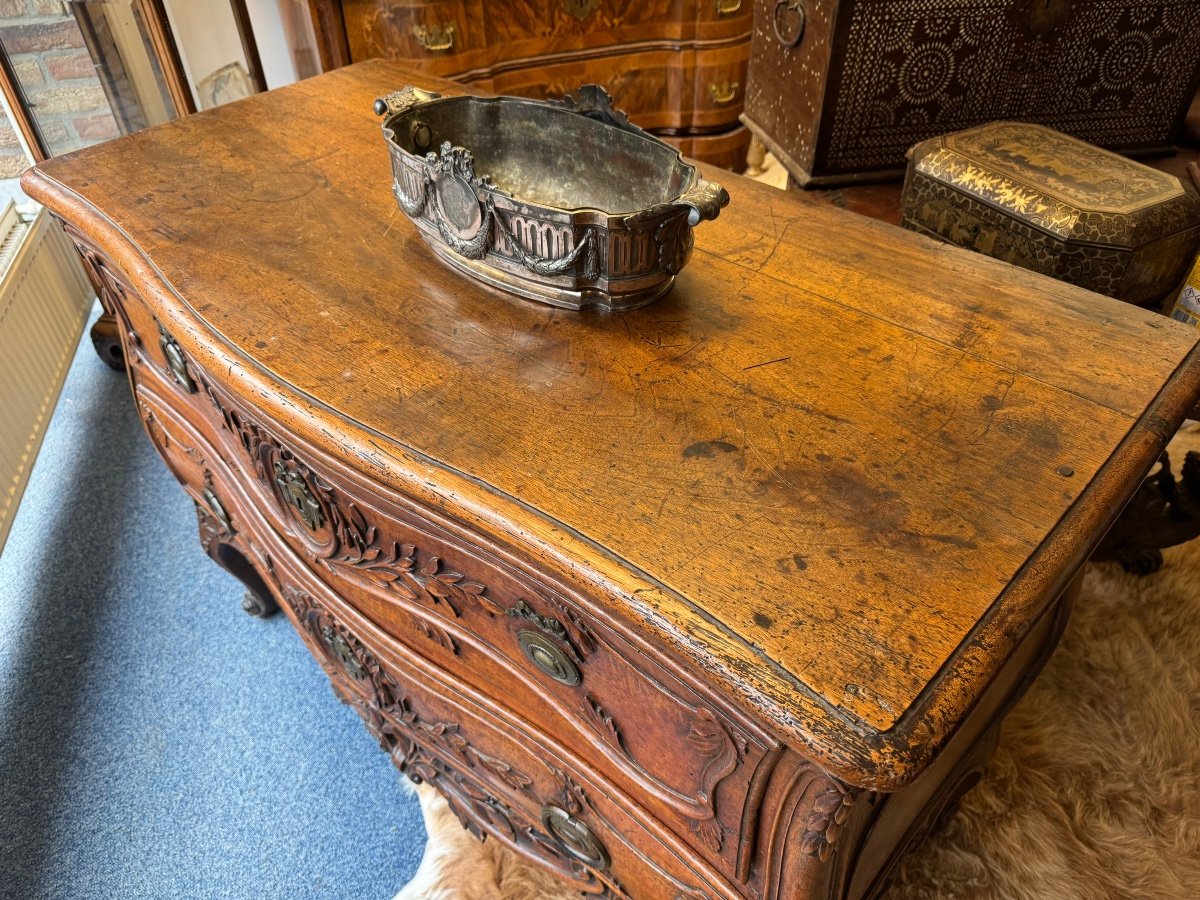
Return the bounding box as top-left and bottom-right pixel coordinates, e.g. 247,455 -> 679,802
773,1 -> 806,48
715,0 -> 741,15
158,327 -> 195,393
708,80 -> 739,106
412,22 -> 454,52
541,805 -> 610,871
517,630 -> 581,686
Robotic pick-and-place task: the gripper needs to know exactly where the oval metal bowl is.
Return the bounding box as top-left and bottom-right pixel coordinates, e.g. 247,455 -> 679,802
374,85 -> 729,311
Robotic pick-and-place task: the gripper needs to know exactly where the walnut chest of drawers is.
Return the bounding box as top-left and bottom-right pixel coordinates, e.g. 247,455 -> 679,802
23,59 -> 1200,899
307,0 -> 753,170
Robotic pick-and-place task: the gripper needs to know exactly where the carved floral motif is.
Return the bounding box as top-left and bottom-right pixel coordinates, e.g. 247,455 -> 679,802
66,228 -> 139,348
799,779 -> 855,861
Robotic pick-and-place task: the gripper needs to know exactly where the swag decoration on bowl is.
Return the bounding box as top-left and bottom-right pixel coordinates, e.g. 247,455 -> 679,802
374,85 -> 729,311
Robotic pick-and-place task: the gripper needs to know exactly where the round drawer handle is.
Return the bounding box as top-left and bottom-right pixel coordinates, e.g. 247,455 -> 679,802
773,1 -> 806,48
322,624 -> 367,680
158,327 -> 195,393
517,630 -> 580,686
541,804 -> 610,871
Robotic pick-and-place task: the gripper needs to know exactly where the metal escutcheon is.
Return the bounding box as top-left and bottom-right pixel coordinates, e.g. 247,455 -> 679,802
517,630 -> 580,686
273,460 -> 324,530
412,22 -> 454,52
541,805 -> 610,871
322,624 -> 366,680
158,328 -> 195,393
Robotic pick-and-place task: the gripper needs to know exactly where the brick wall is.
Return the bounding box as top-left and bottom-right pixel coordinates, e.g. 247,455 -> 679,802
0,1 -> 120,179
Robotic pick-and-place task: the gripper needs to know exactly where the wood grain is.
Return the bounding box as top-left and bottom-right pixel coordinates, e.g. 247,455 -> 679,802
22,60 -> 1200,790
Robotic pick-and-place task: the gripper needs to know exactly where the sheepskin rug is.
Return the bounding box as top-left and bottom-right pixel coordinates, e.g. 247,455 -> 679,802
396,425 -> 1200,900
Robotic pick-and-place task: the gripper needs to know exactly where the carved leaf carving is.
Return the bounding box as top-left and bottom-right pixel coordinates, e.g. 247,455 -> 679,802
692,817 -> 723,855
686,708 -> 730,759
475,750 -> 535,792
583,695 -> 624,751
411,617 -> 459,655
550,766 -> 590,818
544,595 -> 598,656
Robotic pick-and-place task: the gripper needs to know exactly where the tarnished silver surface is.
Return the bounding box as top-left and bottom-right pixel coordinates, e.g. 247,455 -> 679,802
374,85 -> 729,311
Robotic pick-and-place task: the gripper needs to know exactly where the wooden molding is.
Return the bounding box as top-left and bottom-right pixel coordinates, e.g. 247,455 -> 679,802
0,41 -> 47,162
132,0 -> 197,117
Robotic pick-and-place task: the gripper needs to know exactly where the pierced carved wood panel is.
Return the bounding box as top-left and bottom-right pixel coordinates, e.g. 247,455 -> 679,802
744,0 -> 1200,184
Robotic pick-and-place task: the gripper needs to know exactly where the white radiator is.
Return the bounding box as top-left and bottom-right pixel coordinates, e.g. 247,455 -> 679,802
0,202 -> 95,551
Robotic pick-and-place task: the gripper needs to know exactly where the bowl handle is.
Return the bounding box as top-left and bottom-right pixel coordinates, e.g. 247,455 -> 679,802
374,86 -> 442,118
679,178 -> 731,226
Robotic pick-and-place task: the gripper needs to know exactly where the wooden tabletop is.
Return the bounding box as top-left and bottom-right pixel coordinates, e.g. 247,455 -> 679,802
24,59 -> 1200,789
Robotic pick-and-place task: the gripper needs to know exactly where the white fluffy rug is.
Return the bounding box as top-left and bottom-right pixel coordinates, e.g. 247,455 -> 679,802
396,425 -> 1200,900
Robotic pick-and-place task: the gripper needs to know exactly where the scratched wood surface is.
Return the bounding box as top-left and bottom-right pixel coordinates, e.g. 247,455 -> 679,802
25,59 -> 1200,787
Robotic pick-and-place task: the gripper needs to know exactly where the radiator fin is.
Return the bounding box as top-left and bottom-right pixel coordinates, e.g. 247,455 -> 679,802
0,204 -> 95,551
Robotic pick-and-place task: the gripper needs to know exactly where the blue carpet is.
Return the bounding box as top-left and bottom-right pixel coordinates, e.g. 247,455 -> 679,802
0,306 -> 426,899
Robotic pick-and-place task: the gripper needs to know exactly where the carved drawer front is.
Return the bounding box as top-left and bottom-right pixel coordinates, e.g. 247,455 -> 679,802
67,232 -> 210,418
134,379 -> 229,519
276,570 -> 734,900
181,374 -> 782,886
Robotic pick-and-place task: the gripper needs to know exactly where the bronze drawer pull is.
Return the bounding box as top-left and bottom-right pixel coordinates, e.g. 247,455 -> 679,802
158,326 -> 194,393
715,0 -> 741,16
273,461 -> 324,530
541,805 -> 610,871
321,624 -> 366,680
773,1 -> 806,47
708,80 -> 739,106
412,22 -> 454,52
517,630 -> 581,686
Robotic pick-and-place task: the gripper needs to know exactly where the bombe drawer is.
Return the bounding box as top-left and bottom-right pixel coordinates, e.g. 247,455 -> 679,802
108,292 -> 781,887
269,547 -> 741,900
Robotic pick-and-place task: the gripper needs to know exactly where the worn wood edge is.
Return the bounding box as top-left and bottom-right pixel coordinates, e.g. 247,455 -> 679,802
25,137 -> 1200,792
869,345 -> 1200,782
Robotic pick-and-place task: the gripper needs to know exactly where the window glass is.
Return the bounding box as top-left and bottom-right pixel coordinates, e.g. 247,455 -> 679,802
0,1 -> 176,158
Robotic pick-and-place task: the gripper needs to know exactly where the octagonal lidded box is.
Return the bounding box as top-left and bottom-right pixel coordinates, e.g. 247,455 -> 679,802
901,121 -> 1200,308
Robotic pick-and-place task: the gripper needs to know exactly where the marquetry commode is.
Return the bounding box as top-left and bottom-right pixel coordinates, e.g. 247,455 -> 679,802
24,61 -> 1200,899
